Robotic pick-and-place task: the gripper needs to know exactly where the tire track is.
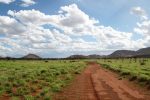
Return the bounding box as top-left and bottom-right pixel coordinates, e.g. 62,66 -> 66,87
54,62 -> 150,100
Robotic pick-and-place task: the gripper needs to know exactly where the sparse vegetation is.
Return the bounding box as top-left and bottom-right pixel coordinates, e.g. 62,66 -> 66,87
0,60 -> 86,99
97,58 -> 150,87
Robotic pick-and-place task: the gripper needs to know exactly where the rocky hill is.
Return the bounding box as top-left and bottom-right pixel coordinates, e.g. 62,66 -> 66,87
22,54 -> 41,59
108,50 -> 136,58
108,47 -> 150,58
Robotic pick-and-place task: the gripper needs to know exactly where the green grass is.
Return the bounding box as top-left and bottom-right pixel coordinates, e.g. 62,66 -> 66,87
97,58 -> 150,86
0,60 -> 86,99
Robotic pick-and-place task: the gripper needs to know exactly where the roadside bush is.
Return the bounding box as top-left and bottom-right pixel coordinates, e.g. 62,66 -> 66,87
5,86 -> 12,94
65,74 -> 72,80
40,87 -> 50,96
74,70 -> 80,74
11,96 -> 20,100
51,84 -> 62,92
121,71 -> 130,76
24,95 -> 35,100
138,75 -> 149,82
129,76 -> 137,81
16,79 -> 26,87
30,86 -> 36,93
44,95 -> 52,100
8,76 -> 15,82
140,62 -> 145,66
4,82 -> 12,94
0,86 -> 4,96
15,87 -> 30,96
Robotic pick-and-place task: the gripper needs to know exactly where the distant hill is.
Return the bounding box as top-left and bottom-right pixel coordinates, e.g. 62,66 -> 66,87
87,54 -> 103,59
134,47 -> 150,57
108,50 -> 136,58
0,47 -> 150,59
22,54 -> 41,59
108,47 -> 150,58
66,54 -> 104,59
136,47 -> 150,55
0,56 -> 4,59
67,55 -> 88,59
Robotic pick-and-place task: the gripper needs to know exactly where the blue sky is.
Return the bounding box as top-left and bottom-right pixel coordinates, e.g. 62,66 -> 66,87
0,0 -> 150,57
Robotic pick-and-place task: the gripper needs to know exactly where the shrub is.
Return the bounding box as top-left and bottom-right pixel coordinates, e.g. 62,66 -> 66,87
140,62 -> 145,65
40,91 -> 46,96
74,69 -> 81,74
120,71 -> 130,76
44,96 -> 52,100
51,84 -> 61,92
37,84 -> 43,89
41,70 -> 46,74
5,86 -> 12,94
129,76 -> 137,81
4,83 -> 12,94
15,87 -> 30,96
45,77 -> 53,82
22,74 -> 28,78
65,74 -> 72,80
40,88 -> 50,97
31,79 -> 38,84
35,94 -> 41,99
8,76 -> 15,82
45,61 -> 48,63
138,76 -> 149,82
16,79 -> 26,87
24,95 -> 35,100
0,86 -> 4,96
60,69 -> 68,74
11,96 -> 20,100
30,86 -> 36,93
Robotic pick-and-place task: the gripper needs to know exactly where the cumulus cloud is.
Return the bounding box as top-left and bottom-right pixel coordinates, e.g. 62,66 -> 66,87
134,20 -> 150,35
20,0 -> 36,7
132,7 -> 150,36
0,4 -> 147,57
59,4 -> 98,27
0,16 -> 27,35
130,6 -> 148,20
0,0 -> 15,4
131,7 -> 150,48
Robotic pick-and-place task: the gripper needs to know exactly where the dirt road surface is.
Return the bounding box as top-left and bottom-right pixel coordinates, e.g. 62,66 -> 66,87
54,62 -> 150,100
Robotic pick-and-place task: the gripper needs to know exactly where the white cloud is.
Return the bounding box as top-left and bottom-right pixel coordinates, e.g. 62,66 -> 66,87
0,0 -> 15,4
134,20 -> 150,36
0,16 -> 27,35
130,7 -> 148,20
0,4 -> 148,57
132,7 -> 150,36
132,7 -> 150,48
59,4 -> 98,27
8,9 -> 52,26
20,0 -> 36,7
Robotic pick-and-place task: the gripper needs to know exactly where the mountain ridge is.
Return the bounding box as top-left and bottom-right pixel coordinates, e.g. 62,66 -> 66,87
0,47 -> 150,59
22,54 -> 41,59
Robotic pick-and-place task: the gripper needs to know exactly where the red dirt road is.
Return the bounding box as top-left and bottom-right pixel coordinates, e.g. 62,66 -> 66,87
54,62 -> 150,100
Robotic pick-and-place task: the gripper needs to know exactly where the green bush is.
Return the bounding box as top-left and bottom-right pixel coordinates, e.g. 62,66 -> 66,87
15,87 -> 30,96
24,95 -> 35,100
51,84 -> 61,92
11,96 -> 20,100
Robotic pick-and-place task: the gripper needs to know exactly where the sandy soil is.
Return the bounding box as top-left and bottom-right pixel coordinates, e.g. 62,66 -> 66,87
54,62 -> 150,100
